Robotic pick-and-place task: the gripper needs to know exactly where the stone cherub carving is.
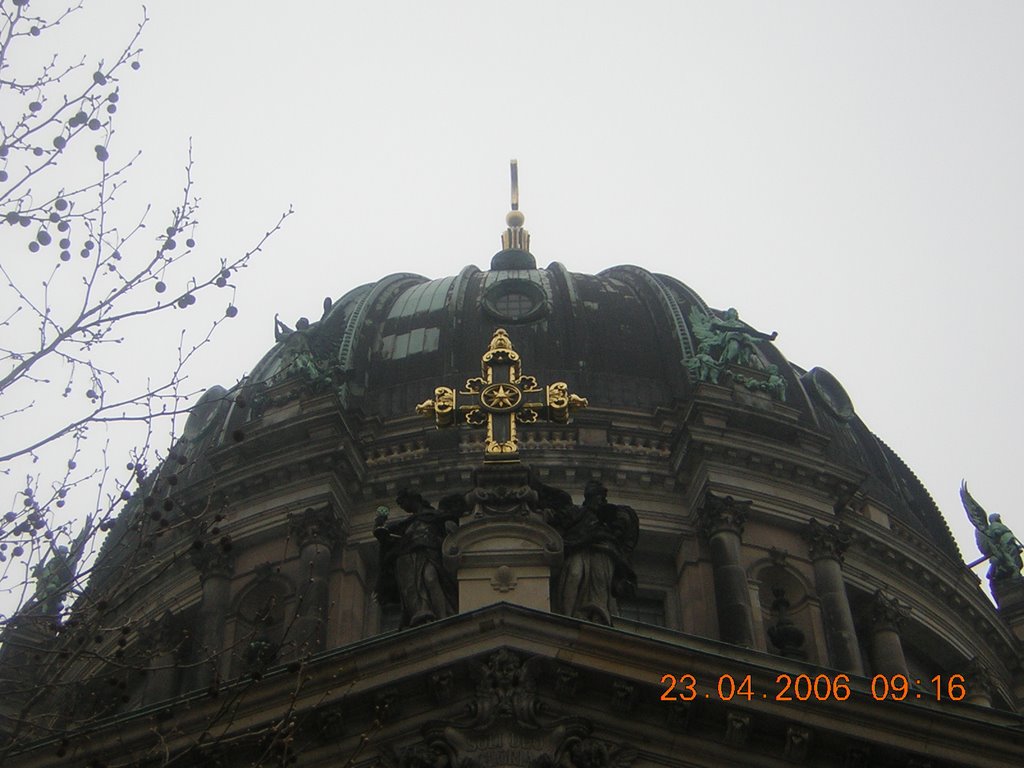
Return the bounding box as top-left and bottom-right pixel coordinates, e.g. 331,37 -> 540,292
543,481 -> 638,625
467,648 -> 543,727
386,650 -> 636,768
374,489 -> 464,627
961,481 -> 1023,581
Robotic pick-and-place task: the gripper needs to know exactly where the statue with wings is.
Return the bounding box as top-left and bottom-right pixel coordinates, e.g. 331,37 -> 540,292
689,306 -> 777,370
687,307 -> 785,400
961,481 -> 1023,581
31,515 -> 94,616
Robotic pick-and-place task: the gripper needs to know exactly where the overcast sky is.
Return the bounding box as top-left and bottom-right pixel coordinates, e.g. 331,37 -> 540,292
5,2 -> 1024,594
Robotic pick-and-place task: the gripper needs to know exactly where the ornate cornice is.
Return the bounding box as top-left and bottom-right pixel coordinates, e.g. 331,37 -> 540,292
843,521 -> 1019,666
466,484 -> 537,518
37,604 -> 1024,768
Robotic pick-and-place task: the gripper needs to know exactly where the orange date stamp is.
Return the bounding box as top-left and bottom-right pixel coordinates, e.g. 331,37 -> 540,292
660,673 -> 967,703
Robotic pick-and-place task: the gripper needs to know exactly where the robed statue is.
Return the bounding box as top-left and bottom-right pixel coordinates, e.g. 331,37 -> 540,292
544,481 -> 639,625
374,489 -> 462,627
961,481 -> 1023,581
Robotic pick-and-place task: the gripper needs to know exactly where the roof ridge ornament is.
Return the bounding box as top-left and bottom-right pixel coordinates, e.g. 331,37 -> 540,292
492,159 -> 536,270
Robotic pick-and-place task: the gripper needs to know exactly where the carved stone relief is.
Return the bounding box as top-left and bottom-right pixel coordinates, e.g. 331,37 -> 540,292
381,651 -> 636,768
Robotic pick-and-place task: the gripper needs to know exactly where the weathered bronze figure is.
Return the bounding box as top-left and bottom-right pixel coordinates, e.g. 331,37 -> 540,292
962,481 -> 1024,581
687,306 -> 785,400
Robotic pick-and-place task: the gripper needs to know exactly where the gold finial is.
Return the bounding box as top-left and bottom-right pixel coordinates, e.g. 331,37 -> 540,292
501,159 -> 529,251
510,160 -> 519,212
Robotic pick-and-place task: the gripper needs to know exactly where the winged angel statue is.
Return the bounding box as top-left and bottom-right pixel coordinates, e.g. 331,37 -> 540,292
961,481 -> 1023,581
687,306 -> 786,400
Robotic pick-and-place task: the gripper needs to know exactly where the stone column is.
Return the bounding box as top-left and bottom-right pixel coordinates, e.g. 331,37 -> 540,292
698,493 -> 754,647
189,544 -> 234,690
140,610 -> 182,705
865,590 -> 910,679
290,505 -> 343,654
965,657 -> 994,707
333,548 -> 367,645
804,519 -> 864,674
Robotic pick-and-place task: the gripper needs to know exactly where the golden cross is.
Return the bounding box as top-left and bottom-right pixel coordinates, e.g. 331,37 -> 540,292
416,328 -> 588,462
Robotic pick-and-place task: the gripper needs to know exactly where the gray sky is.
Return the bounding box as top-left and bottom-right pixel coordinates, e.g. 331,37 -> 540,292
6,2 -> 1024,591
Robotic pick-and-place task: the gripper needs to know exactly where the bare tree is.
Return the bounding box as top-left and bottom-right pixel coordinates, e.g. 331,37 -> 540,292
0,0 -> 288,675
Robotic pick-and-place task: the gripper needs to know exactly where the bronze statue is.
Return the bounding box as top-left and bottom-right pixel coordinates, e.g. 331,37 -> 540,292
961,481 -> 1023,581
30,517 -> 92,615
546,481 -> 638,625
267,312 -> 339,393
374,490 -> 461,627
709,307 -> 778,368
690,306 -> 777,373
687,306 -> 785,400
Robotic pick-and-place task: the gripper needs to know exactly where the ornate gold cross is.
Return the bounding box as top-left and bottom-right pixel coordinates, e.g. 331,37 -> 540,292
416,328 -> 588,462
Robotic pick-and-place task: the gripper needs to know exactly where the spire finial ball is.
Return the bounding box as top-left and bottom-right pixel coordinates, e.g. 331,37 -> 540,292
506,210 -> 525,228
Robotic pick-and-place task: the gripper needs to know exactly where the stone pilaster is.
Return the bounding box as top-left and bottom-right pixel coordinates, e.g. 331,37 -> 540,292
804,519 -> 864,674
189,543 -> 235,689
139,609 -> 183,705
698,493 -> 754,647
865,589 -> 910,679
290,504 -> 343,653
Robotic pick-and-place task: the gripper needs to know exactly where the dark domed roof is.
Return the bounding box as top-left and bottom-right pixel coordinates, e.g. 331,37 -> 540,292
173,256 -> 958,561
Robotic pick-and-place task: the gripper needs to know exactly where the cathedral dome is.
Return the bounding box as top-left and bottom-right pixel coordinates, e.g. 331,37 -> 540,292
11,194 -> 1021,767
177,250 -> 958,561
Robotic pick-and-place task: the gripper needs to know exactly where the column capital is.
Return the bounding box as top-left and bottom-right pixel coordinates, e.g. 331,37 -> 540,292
804,518 -> 851,563
866,589 -> 910,633
138,609 -> 184,653
965,657 -> 995,699
290,503 -> 344,551
697,492 -> 750,539
189,542 -> 235,581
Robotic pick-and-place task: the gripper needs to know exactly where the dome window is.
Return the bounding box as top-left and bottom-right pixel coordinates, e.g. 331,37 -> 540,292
481,279 -> 547,324
495,292 -> 533,318
804,367 -> 856,422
